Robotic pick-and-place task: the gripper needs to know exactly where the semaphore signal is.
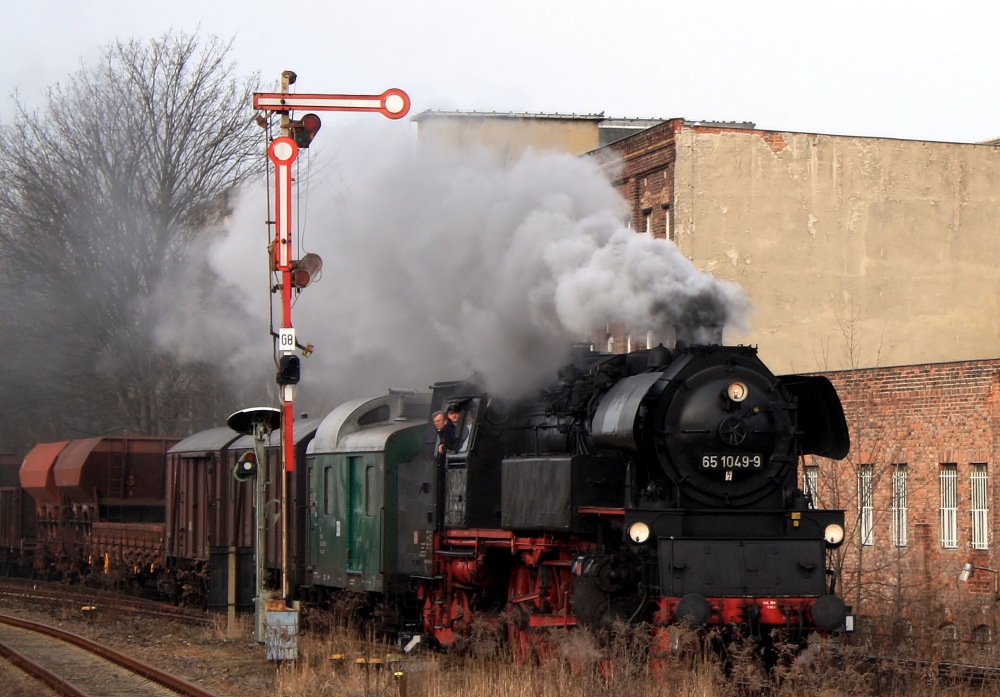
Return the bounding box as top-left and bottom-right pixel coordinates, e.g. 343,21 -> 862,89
253,70 -> 410,612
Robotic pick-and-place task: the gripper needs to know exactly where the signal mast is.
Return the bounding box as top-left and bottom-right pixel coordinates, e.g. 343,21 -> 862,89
252,71 -> 410,615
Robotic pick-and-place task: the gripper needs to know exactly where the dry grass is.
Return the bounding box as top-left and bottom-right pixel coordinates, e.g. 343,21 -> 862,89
4,589 -> 1000,697
262,613 -> 1000,697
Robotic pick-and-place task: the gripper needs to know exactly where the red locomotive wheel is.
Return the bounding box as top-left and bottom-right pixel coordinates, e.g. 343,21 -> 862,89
505,564 -> 536,664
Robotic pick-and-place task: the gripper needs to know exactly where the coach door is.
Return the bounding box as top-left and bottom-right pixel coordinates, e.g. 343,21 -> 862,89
347,455 -> 380,576
346,456 -> 364,573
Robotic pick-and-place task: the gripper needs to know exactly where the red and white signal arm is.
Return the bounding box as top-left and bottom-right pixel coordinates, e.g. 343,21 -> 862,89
254,88 -> 410,120
268,137 -> 299,271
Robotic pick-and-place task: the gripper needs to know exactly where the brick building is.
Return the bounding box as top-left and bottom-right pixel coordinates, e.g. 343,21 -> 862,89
810,359 -> 1000,639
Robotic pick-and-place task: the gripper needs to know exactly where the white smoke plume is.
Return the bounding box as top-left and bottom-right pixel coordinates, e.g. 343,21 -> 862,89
155,124 -> 752,408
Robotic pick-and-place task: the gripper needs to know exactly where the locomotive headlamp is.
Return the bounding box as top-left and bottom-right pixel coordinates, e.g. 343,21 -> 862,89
727,382 -> 749,402
628,521 -> 651,544
824,523 -> 845,547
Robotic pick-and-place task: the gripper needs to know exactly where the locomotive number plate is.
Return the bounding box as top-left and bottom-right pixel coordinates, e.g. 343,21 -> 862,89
701,454 -> 763,469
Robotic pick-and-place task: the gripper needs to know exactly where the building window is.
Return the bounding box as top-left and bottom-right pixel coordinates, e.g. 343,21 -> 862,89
646,331 -> 654,349
663,204 -> 673,242
940,464 -> 958,549
804,465 -> 819,507
645,211 -> 653,238
972,463 -> 989,550
892,464 -> 908,547
626,334 -> 632,353
859,464 -> 874,546
607,335 -> 614,353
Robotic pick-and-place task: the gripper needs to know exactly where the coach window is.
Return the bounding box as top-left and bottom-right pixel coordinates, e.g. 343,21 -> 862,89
365,465 -> 377,517
324,466 -> 334,516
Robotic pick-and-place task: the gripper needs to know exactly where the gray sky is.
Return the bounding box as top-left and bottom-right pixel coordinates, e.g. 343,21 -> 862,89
2,0 -> 998,143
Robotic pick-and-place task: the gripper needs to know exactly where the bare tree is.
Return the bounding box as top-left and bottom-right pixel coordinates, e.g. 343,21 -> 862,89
810,301 -> 935,646
0,31 -> 265,453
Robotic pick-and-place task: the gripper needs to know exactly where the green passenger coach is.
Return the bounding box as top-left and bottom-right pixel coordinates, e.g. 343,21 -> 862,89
305,391 -> 431,595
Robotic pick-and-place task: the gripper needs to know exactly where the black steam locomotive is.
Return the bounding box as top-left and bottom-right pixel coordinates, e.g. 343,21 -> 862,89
413,342 -> 849,654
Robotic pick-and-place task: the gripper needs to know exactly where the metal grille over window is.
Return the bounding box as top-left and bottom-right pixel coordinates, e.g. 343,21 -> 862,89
859,464 -> 874,547
892,464 -> 908,547
804,466 -> 819,507
971,463 -> 989,550
940,464 -> 958,549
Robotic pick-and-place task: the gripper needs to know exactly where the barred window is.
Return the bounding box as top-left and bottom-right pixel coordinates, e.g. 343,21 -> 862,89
971,464 -> 989,550
892,464 -> 908,547
859,464 -> 874,547
804,466 -> 820,507
940,464 -> 958,549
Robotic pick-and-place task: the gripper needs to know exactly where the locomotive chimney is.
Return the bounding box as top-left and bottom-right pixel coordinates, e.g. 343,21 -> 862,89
647,343 -> 673,368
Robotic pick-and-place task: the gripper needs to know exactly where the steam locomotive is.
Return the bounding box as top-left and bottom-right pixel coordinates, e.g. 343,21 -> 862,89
0,341 -> 850,655
403,342 -> 850,654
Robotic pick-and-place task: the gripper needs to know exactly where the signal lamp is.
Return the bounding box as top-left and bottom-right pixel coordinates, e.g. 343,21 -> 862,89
291,252 -> 323,288
289,113 -> 322,148
233,452 -> 257,482
277,354 -> 301,385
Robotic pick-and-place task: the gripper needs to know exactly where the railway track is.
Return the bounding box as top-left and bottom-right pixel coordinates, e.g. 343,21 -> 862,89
0,579 -> 213,625
0,612 -> 219,697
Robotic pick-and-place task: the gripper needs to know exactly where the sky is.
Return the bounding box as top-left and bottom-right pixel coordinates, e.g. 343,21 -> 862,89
3,0 -> 999,408
2,0 -> 999,144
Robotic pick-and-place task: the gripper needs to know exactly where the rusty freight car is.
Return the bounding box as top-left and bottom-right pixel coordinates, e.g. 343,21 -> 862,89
0,453 -> 36,575
164,419 -> 321,607
19,436 -> 177,583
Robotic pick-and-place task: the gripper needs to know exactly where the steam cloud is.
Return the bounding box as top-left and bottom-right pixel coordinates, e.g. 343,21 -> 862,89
155,124 -> 752,409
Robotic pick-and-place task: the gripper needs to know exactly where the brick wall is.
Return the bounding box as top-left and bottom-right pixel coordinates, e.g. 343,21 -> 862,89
813,359 -> 1000,635
590,119 -> 681,241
